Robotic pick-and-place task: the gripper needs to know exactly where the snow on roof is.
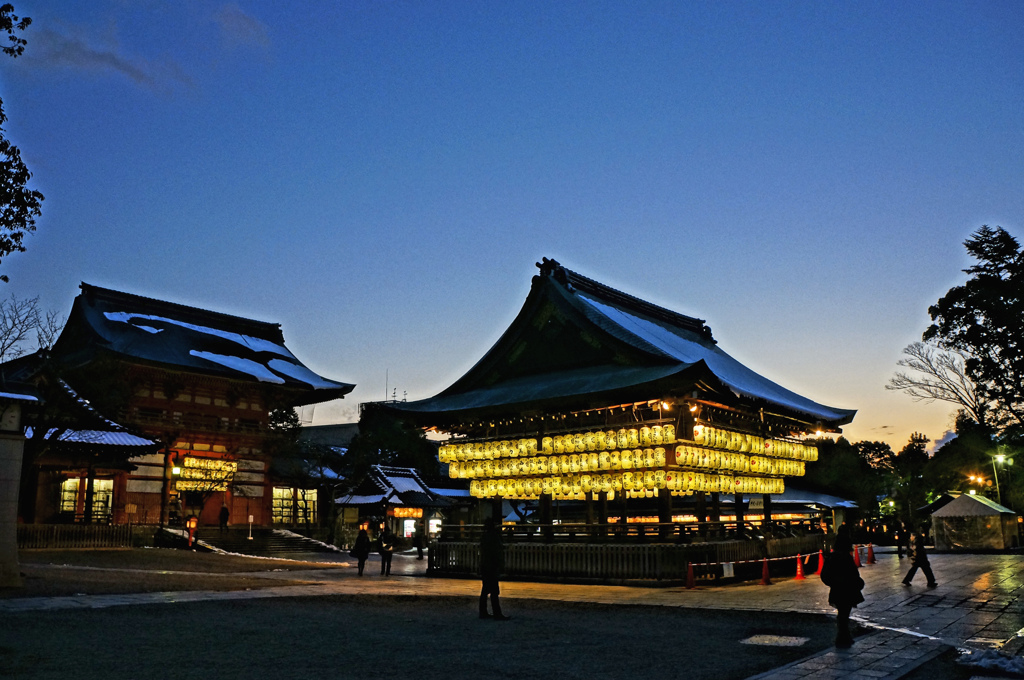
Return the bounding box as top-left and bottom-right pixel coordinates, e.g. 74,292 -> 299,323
26,426 -> 156,447
190,350 -> 285,384
932,494 -> 1016,517
0,391 -> 37,402
431,487 -> 471,498
337,493 -> 389,505
105,311 -> 296,358
578,293 -> 852,423
268,359 -> 343,390
56,284 -> 354,403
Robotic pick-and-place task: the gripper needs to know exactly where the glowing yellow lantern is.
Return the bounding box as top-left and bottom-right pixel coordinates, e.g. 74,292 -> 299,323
693,424 -> 706,444
620,450 -> 634,470
598,451 -> 611,470
542,437 -> 553,454
627,428 -> 640,448
639,426 -> 652,446
448,461 -> 460,478
609,451 -> 621,470
569,454 -> 581,473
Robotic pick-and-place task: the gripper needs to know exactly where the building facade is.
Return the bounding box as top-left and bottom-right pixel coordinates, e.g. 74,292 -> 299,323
21,283 -> 353,527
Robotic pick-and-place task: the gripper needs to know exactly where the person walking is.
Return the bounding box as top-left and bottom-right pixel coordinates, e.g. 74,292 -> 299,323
379,525 -> 395,576
219,504 -> 230,532
351,528 -> 371,576
820,524 -> 865,648
902,525 -> 937,588
479,517 -> 510,620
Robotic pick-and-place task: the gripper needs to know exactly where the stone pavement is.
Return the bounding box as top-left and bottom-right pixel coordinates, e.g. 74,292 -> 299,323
5,548 -> 1024,679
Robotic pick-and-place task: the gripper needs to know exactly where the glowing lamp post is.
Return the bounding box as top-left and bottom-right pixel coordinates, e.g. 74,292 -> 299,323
991,450 -> 1014,507
187,516 -> 198,547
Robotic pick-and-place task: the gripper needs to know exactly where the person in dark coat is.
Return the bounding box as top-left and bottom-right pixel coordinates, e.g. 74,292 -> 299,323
379,526 -> 395,576
902,525 -> 937,588
351,529 -> 371,576
218,504 -> 229,532
820,524 -> 865,648
479,517 -> 509,620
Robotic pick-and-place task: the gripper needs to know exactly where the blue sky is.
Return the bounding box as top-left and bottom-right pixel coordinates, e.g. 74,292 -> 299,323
1,1 -> 1022,451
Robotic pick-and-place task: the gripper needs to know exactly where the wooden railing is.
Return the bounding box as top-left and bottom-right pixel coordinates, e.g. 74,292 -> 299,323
17,524 -> 134,549
430,528 -> 827,583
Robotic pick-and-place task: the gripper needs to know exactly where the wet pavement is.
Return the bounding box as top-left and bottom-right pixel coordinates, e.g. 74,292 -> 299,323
5,547 -> 1024,678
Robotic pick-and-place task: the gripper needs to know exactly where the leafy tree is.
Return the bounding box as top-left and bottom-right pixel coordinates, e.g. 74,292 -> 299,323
0,4 -> 42,281
924,226 -> 1024,437
802,437 -> 887,515
888,433 -> 930,525
345,402 -> 440,480
926,412 -> 997,499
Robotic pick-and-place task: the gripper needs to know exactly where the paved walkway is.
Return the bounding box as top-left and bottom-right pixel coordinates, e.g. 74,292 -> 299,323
6,548 -> 1024,679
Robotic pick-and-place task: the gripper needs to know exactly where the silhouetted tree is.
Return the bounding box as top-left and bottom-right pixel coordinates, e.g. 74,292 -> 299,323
0,4 -> 42,281
924,226 -> 1024,437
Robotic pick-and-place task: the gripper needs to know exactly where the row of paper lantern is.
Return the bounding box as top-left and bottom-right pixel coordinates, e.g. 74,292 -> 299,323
438,425 -> 678,463
448,448 -> 670,479
674,446 -> 806,476
692,425 -> 818,461
468,471 -> 784,499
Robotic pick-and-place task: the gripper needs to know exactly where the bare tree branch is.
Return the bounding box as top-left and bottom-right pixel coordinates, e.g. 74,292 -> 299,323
35,308 -> 63,350
886,341 -> 986,425
0,292 -> 37,362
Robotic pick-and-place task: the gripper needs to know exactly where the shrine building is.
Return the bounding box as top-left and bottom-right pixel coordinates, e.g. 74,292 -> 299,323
20,283 -> 353,528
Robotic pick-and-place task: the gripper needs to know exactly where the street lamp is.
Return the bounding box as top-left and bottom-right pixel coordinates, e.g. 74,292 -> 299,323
991,448 -> 1014,507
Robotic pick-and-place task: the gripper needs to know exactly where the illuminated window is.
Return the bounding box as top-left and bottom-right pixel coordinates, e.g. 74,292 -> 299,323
296,488 -> 317,524
272,488 -> 318,524
60,478 -> 80,513
272,487 -> 293,523
60,478 -> 113,520
91,480 -> 113,519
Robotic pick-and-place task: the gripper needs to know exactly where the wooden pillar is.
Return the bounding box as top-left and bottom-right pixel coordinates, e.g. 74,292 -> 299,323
585,495 -> 596,541
491,496 -> 503,523
160,447 -> 172,527
84,465 -> 96,524
734,493 -> 744,538
658,490 -> 673,540
709,492 -> 721,527
598,491 -> 609,539
762,493 -> 773,535
540,493 -> 553,542
696,491 -> 707,539
620,492 -> 629,538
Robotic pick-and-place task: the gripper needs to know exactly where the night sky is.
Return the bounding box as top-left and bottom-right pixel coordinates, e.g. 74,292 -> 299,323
2,1 -> 1022,450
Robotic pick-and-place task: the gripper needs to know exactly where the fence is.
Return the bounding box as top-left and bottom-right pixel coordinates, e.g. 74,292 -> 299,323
17,524 -> 134,549
430,531 -> 827,583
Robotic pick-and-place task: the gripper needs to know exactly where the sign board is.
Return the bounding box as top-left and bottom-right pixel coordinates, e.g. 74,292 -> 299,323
748,498 -> 764,510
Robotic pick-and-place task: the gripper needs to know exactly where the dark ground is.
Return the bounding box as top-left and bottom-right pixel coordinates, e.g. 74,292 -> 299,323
0,595 -> 839,680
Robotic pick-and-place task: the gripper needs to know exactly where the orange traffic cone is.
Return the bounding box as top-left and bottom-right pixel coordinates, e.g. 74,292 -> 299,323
794,554 -> 806,580
867,543 -> 876,564
686,562 -> 696,589
761,558 -> 772,585
853,544 -> 862,567
815,550 -> 824,576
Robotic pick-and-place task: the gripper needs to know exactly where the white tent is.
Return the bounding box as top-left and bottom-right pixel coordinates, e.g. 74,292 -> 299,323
931,494 -> 1019,550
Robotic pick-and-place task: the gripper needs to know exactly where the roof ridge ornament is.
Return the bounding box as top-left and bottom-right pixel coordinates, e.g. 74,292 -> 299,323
536,257 -> 569,287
